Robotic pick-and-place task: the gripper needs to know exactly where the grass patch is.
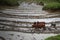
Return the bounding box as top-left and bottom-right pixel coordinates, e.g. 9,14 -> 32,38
43,2 -> 60,10
45,35 -> 60,40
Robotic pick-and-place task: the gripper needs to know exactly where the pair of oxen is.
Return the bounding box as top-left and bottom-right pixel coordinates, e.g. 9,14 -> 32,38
32,22 -> 57,30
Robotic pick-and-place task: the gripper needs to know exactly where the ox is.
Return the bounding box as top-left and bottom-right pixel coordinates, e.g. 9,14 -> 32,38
32,22 -> 46,30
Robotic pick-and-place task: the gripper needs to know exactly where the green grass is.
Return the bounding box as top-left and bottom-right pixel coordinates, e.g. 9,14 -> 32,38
43,2 -> 60,10
45,35 -> 60,40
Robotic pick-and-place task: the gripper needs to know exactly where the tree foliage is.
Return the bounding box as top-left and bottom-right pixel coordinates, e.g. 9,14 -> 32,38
0,0 -> 19,6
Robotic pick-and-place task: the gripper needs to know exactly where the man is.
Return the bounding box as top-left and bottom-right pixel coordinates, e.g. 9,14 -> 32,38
51,22 -> 57,29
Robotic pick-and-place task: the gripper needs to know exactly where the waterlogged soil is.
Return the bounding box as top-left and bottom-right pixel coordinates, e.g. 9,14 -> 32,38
0,2 -> 60,27
0,2 -> 60,31
0,31 -> 58,40
0,2 -> 60,40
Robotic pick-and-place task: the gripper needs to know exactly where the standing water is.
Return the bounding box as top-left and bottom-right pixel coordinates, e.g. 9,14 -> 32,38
0,2 -> 60,40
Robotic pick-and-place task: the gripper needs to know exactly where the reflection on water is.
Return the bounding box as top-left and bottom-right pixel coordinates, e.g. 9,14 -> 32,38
0,2 -> 60,40
0,31 -> 58,40
2,2 -> 60,17
0,2 -> 60,29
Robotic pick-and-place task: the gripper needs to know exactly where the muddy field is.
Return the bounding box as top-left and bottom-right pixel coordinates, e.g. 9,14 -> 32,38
0,2 -> 60,40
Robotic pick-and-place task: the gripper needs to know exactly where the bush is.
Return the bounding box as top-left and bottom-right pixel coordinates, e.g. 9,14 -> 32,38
45,35 -> 60,40
0,0 -> 19,6
42,2 -> 60,10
